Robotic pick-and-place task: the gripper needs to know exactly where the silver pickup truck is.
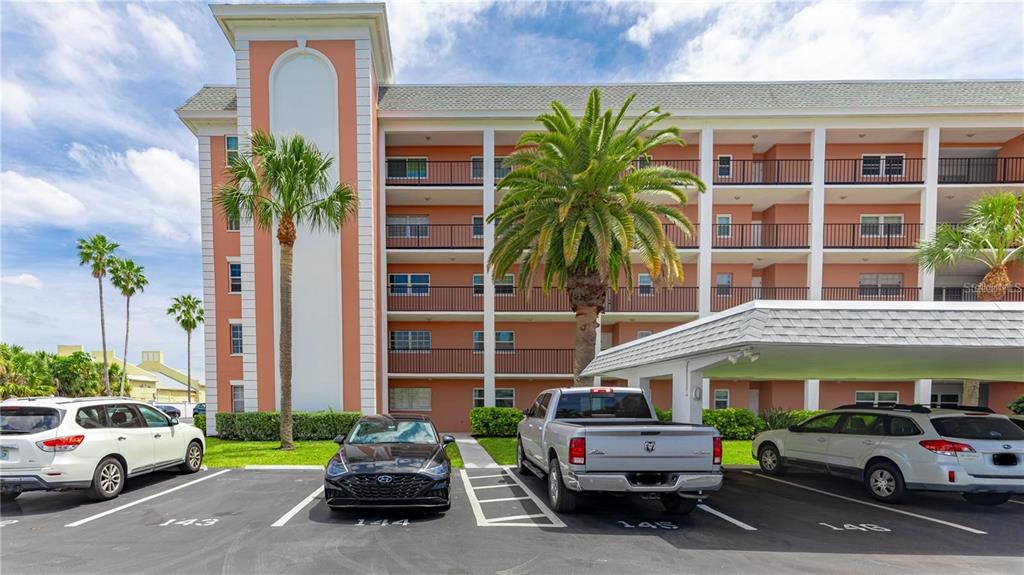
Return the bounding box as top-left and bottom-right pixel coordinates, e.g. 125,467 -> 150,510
517,387 -> 722,514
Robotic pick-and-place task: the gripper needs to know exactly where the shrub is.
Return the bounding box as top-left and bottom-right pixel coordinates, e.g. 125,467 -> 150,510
760,408 -> 825,430
211,411 -> 361,441
702,408 -> 767,439
654,407 -> 672,422
470,407 -> 523,436
1010,395 -> 1024,415
192,414 -> 206,435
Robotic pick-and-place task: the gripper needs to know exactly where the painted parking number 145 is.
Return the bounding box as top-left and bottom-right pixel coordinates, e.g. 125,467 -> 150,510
819,522 -> 890,532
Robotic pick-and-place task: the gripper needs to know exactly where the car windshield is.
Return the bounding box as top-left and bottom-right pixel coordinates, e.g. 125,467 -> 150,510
0,406 -> 63,434
348,420 -> 437,444
554,391 -> 652,419
931,416 -> 1024,440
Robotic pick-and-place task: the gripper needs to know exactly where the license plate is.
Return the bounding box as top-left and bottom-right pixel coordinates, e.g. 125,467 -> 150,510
993,453 -> 1018,466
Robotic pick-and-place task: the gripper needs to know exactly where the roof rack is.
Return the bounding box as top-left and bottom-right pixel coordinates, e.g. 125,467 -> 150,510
916,404 -> 995,414
833,403 -> 932,413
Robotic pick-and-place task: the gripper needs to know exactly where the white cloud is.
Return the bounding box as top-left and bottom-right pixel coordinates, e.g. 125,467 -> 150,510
621,2 -> 717,49
0,171 -> 87,225
1,274 -> 43,289
125,4 -> 201,71
384,0 -> 496,75
1,79 -> 36,128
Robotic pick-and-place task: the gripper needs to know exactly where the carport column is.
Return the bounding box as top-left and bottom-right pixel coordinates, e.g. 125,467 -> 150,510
919,127 -> 940,301
592,314 -> 602,387
698,127 -> 714,317
915,379 -> 933,405
627,372 -> 651,398
701,378 -> 710,410
808,127 -> 826,299
483,128 -> 496,406
671,363 -> 704,424
803,379 -> 820,410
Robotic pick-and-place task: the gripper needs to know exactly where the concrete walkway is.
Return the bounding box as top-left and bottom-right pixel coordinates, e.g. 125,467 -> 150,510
451,434 -> 500,469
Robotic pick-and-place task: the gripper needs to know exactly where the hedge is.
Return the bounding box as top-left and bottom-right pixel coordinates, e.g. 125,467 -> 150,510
1010,395 -> 1024,415
470,407 -> 523,436
653,407 -> 824,439
212,411 -> 362,441
192,414 -> 206,435
760,407 -> 825,430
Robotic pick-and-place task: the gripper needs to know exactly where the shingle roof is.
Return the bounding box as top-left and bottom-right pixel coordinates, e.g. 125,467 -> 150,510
582,301 -> 1024,376
177,85 -> 236,114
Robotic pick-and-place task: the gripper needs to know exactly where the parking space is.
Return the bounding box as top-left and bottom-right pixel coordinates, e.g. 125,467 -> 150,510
1,467 -> 1021,574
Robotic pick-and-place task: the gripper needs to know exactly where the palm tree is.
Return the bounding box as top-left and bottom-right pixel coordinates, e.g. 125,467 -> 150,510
167,295 -> 204,411
489,89 -> 704,385
215,130 -> 357,450
917,191 -> 1024,301
109,258 -> 148,396
77,234 -> 119,395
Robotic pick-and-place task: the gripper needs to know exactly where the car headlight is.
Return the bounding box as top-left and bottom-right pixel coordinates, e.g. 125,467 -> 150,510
326,457 -> 348,477
419,458 -> 449,478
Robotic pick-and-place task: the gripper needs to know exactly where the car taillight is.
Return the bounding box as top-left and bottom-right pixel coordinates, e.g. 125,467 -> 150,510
36,435 -> 85,452
589,388 -> 614,394
713,436 -> 722,465
919,439 -> 974,456
569,437 -> 586,465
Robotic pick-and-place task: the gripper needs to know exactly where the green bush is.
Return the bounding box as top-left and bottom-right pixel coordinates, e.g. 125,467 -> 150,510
192,414 -> 206,435
1010,395 -> 1024,415
702,408 -> 767,439
211,411 -> 362,441
470,407 -> 523,436
654,407 -> 672,422
760,408 -> 825,430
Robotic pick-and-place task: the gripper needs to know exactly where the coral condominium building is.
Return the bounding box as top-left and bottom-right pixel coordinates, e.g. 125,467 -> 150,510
177,3 -> 1024,432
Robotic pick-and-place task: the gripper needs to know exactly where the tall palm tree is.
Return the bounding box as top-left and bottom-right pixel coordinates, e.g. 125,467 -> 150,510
167,295 -> 204,411
917,191 -> 1024,301
77,234 -> 119,395
489,89 -> 704,385
109,258 -> 148,396
215,130 -> 357,450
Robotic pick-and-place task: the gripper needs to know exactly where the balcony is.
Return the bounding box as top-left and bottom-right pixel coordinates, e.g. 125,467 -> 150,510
825,158 -> 925,185
387,348 -> 573,374
823,223 -> 921,249
821,287 -> 920,301
607,287 -> 698,313
711,223 -> 810,249
711,287 -> 809,312
385,159 -> 509,187
934,285 -> 1024,301
938,157 -> 1024,184
713,159 -> 811,186
386,224 -> 482,249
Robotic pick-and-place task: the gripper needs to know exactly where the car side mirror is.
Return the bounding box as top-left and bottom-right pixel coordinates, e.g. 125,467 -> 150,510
442,435 -> 456,445
333,435 -> 346,445
522,408 -> 532,417
788,425 -> 801,432
169,417 -> 179,426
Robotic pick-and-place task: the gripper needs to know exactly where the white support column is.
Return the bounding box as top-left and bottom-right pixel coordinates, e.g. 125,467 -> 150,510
592,315 -> 602,387
698,128 -> 714,317
920,127 -> 940,301
378,126 -> 389,413
915,379 -> 933,406
626,373 -> 650,397
803,379 -> 820,410
808,127 -> 826,300
483,128 -> 496,406
671,363 -> 704,424
701,378 -> 710,410
198,135 -> 217,435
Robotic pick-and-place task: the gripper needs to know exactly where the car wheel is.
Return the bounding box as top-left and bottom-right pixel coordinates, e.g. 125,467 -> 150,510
758,444 -> 785,475
516,438 -> 531,477
1,491 -> 21,502
962,493 -> 1011,506
864,461 -> 906,504
660,493 -> 698,515
178,441 -> 204,473
547,457 -> 577,513
87,457 -> 125,502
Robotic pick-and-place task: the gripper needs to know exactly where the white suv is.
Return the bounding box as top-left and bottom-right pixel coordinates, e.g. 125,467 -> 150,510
752,404 -> 1024,506
0,397 -> 206,502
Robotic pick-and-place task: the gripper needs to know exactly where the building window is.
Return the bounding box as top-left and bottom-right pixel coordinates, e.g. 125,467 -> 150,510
471,156 -> 510,179
231,383 -> 244,413
717,155 -> 733,178
930,392 -> 960,407
389,273 -> 430,295
861,154 -> 904,177
859,214 -> 904,237
228,262 -> 242,293
226,136 -> 238,164
472,216 -> 485,238
715,272 -> 733,296
636,330 -> 653,339
855,390 -> 899,407
713,389 -> 730,409
715,214 -> 732,238
473,331 -> 515,352
473,388 -> 515,408
390,387 -> 431,411
386,215 -> 429,238
390,331 -> 431,352
229,322 -> 243,355
387,158 -> 428,180
226,213 -> 240,231
473,274 -> 514,295
858,273 -> 903,297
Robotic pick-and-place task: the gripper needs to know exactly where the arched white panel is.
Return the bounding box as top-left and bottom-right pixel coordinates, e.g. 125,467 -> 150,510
270,47 -> 343,412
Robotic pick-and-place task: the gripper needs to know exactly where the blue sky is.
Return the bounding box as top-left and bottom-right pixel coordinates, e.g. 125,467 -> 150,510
2,0 -> 1022,375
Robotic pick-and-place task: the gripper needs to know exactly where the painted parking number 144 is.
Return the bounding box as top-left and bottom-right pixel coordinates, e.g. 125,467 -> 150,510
819,522 -> 890,532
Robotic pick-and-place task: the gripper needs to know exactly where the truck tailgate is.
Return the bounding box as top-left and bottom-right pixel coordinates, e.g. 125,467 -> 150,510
582,425 -> 715,472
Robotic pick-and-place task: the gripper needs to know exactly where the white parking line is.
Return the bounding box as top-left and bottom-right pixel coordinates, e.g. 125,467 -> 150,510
501,467 -> 566,528
65,469 -> 231,527
466,473 -> 508,480
1009,499 -> 1024,506
472,483 -> 517,490
697,504 -> 757,531
458,468 -> 566,528
487,513 -> 546,523
458,469 -> 489,527
743,471 -> 987,535
271,486 -> 325,527
478,496 -> 530,503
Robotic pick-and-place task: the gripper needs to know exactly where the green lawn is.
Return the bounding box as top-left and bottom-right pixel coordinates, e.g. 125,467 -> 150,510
475,437 -> 756,467
203,437 -> 464,469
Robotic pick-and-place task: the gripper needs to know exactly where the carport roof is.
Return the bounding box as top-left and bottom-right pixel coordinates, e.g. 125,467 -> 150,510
582,301 -> 1024,380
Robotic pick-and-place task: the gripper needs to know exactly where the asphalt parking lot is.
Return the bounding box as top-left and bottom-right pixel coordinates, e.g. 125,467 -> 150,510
1,467 -> 1021,574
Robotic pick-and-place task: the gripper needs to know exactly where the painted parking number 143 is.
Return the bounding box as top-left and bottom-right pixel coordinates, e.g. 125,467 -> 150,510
158,518 -> 218,527
819,522 -> 890,532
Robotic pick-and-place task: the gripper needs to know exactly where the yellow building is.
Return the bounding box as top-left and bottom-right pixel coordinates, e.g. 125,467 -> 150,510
56,346 -> 204,403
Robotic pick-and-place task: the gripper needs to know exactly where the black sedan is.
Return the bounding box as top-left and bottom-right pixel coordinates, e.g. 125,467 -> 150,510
324,414 -> 454,513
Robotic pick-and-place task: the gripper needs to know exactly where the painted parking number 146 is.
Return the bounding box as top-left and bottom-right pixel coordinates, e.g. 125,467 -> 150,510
819,522 -> 890,532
